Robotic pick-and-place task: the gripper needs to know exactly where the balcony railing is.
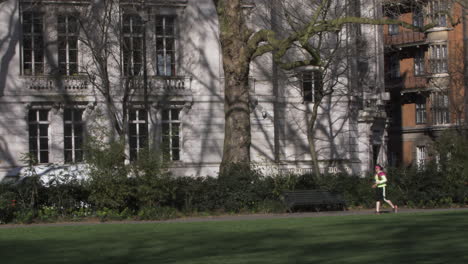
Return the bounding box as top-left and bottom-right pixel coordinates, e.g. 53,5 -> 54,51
127,75 -> 192,93
384,31 -> 426,46
385,76 -> 428,90
23,75 -> 89,91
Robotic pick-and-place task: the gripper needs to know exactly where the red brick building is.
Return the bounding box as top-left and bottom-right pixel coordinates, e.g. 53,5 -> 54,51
384,0 -> 467,168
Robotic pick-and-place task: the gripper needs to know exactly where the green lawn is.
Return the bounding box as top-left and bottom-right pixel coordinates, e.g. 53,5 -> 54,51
0,211 -> 467,264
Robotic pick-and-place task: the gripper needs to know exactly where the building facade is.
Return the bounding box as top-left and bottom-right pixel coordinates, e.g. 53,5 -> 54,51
0,0 -> 389,181
383,0 -> 467,168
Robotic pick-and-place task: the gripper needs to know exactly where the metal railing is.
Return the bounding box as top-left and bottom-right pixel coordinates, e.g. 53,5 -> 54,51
384,31 -> 426,46
385,76 -> 428,90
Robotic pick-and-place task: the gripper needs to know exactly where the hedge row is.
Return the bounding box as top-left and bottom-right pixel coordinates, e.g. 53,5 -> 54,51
1,165 -> 466,224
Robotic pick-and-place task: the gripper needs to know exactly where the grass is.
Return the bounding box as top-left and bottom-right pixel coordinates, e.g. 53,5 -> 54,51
0,210 -> 467,264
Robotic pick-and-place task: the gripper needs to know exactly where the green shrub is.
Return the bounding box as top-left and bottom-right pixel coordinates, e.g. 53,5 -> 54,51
0,184 -> 17,224
13,209 -> 35,224
84,138 -> 132,210
37,206 -> 60,222
137,206 -> 179,220
217,163 -> 267,212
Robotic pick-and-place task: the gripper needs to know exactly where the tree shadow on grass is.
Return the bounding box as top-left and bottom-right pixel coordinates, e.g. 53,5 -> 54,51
0,212 -> 467,264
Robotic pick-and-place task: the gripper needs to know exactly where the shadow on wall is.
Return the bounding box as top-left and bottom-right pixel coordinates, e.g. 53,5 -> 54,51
0,1 -> 19,97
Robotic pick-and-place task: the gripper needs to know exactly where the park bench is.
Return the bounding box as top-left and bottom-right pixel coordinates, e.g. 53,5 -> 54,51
282,190 -> 347,212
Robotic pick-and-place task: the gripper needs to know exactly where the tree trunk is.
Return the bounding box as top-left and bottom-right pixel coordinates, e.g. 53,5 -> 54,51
216,0 -> 252,175
307,102 -> 321,176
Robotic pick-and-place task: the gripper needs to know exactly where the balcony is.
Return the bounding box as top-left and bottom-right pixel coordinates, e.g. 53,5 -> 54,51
127,75 -> 192,94
384,31 -> 426,47
385,76 -> 429,90
22,75 -> 89,91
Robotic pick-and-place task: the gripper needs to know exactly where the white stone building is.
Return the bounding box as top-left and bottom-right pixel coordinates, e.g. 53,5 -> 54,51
0,0 -> 389,181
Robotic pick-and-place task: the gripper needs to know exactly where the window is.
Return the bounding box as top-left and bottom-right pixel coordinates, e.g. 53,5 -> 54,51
431,92 -> 450,124
64,108 -> 84,163
413,6 -> 424,28
22,12 -> 44,75
162,108 -> 181,161
156,16 -> 176,76
415,97 -> 427,124
388,15 -> 399,35
430,44 -> 447,74
58,14 -> 79,75
388,55 -> 400,79
416,146 -> 426,170
129,108 -> 148,161
123,14 -> 143,76
28,109 -> 49,163
414,49 -> 425,76
302,70 -> 322,102
430,0 -> 448,27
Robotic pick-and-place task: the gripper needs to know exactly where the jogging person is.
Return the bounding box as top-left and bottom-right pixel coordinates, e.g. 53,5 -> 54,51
372,164 -> 398,214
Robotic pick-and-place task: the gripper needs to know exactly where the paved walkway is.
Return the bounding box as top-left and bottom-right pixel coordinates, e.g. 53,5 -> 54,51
1,207 -> 467,229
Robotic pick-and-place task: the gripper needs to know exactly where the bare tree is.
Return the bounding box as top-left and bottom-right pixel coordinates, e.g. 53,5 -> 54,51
213,0 -> 434,175
76,0 -> 145,140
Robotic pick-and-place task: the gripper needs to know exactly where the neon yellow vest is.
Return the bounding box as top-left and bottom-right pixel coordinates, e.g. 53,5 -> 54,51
375,172 -> 387,188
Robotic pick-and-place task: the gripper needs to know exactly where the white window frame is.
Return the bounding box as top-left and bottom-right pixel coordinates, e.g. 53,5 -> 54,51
416,145 -> 426,170
22,11 -> 44,75
128,108 -> 148,161
414,49 -> 425,76
161,107 -> 182,161
413,6 -> 424,28
301,70 -> 321,103
431,92 -> 450,125
63,108 -> 84,163
155,15 -> 176,76
415,97 -> 427,124
388,14 -> 399,35
429,0 -> 448,27
122,13 -> 144,76
28,109 -> 50,164
58,14 -> 79,76
430,44 -> 448,74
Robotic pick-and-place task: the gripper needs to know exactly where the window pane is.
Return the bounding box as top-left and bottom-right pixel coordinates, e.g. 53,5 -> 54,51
29,138 -> 37,150
139,124 -> 147,135
39,124 -> 48,136
172,136 -> 179,148
172,123 -> 180,136
73,109 -> 83,121
75,150 -> 83,162
129,123 -> 137,135
39,110 -> 48,121
39,138 -> 48,149
29,124 -> 37,136
172,149 -> 179,161
171,109 -> 179,120
64,124 -> 72,136
162,123 -> 170,136
138,110 -> 147,120
28,110 -> 37,121
139,136 -> 147,148
129,136 -> 137,148
129,109 -> 136,121
64,150 -> 73,163
64,137 -> 72,149
162,110 -> 169,121
40,151 -> 49,163
74,137 -> 82,148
